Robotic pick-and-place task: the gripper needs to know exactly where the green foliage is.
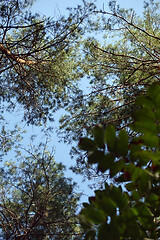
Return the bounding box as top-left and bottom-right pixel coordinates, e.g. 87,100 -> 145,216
2,0 -> 160,239
79,82 -> 160,239
59,0 -> 160,180
0,0 -> 95,125
0,140 -> 82,239
0,1 -> 96,238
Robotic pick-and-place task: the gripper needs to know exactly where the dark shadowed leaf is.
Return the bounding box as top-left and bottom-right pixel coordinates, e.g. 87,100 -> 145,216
79,137 -> 97,151
104,125 -> 116,152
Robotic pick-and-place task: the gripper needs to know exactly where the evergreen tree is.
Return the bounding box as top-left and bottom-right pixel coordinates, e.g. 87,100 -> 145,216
0,134 -> 82,239
0,0 -> 94,125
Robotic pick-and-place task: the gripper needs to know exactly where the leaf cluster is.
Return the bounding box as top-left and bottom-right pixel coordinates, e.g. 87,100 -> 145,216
79,82 -> 160,239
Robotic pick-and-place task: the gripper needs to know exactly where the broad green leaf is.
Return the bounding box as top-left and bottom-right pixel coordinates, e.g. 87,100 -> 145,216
141,134 -> 159,148
110,159 -> 125,178
116,130 -> 128,157
135,96 -> 155,110
146,193 -> 159,207
98,222 -> 119,240
129,143 -> 142,162
138,171 -> 152,193
132,167 -> 144,182
136,204 -> 153,226
133,120 -> 157,135
104,125 -> 116,152
80,208 -> 106,224
131,190 -> 140,201
134,150 -> 153,166
93,126 -> 105,149
79,138 -> 97,151
155,109 -> 160,121
134,108 -> 155,122
110,186 -> 128,210
98,153 -> 115,173
98,223 -> 111,240
88,150 -> 105,164
98,197 -> 117,216
147,83 -> 160,106
151,152 -> 160,165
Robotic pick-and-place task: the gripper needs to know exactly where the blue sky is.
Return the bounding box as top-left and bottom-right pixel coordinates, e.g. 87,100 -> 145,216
32,0 -> 144,16
28,0 -> 145,204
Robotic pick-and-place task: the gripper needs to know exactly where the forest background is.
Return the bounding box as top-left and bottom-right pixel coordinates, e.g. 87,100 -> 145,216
0,0 -> 160,239
30,0 -> 144,201
2,0 -> 145,206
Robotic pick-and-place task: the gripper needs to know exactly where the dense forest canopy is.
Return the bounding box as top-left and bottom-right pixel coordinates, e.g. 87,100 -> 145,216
0,0 -> 160,239
0,0 -> 94,124
59,0 -> 160,180
0,0 -> 87,238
